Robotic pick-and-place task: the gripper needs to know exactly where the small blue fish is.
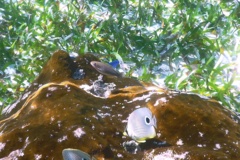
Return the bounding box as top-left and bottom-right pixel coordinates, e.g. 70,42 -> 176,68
90,61 -> 123,78
62,148 -> 95,160
124,107 -> 157,143
108,60 -> 119,68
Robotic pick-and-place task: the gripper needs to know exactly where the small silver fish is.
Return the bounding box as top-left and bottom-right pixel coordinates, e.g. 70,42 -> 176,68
124,107 -> 157,143
90,61 -> 123,78
62,148 -> 95,160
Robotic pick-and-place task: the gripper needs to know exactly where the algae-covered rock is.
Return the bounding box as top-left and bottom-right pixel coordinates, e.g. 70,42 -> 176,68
0,50 -> 239,159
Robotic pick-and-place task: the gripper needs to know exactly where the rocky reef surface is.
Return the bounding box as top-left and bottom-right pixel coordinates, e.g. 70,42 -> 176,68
0,50 -> 239,159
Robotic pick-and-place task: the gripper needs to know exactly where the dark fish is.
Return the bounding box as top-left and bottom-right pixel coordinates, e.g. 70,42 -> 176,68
62,148 -> 94,160
90,61 -> 122,78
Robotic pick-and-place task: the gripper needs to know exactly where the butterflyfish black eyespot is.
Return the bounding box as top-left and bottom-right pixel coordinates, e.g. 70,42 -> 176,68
145,116 -> 150,125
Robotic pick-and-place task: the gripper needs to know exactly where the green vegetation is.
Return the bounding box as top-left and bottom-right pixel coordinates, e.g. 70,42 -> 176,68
0,0 -> 239,113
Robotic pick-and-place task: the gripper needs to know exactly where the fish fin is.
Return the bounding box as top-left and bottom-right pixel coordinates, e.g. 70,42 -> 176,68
152,115 -> 157,128
123,127 -> 128,136
136,139 -> 146,143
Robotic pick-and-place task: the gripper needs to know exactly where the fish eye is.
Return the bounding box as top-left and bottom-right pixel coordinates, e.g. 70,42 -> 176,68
145,116 -> 151,125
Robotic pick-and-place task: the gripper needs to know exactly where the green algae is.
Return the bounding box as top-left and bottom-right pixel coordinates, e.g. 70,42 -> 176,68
0,50 -> 239,159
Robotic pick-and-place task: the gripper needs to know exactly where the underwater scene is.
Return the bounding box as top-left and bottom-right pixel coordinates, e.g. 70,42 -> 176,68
0,51 -> 239,159
0,0 -> 239,159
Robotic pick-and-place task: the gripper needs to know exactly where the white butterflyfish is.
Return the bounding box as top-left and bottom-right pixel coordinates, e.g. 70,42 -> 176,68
124,107 -> 157,143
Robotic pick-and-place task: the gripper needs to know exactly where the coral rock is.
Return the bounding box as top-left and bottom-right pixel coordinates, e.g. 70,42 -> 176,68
0,50 -> 239,159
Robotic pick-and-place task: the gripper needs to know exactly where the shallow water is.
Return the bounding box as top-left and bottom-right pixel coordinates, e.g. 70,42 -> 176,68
0,50 -> 239,159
